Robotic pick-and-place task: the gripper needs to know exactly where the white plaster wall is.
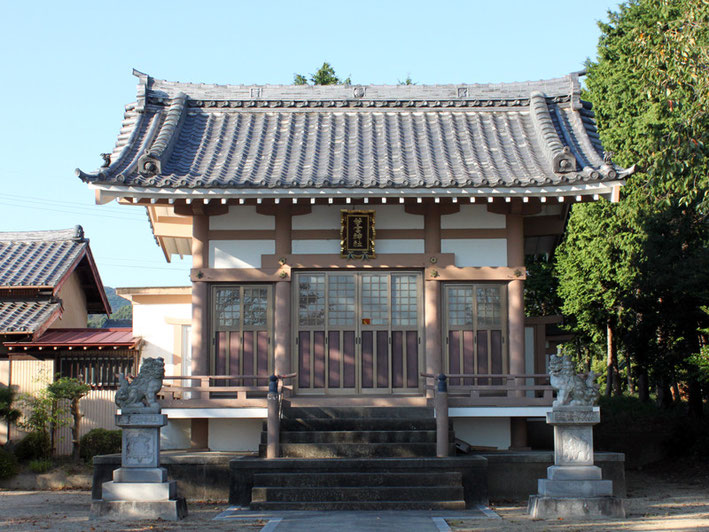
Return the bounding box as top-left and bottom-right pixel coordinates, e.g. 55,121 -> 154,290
209,240 -> 275,268
292,239 -> 341,254
377,239 -> 425,254
441,205 -> 506,229
132,303 -> 191,375
372,205 -> 423,229
292,205 -> 341,230
293,205 -> 423,230
208,419 -> 262,451
161,419 -> 192,450
441,238 -> 507,267
453,417 -> 511,450
209,205 -> 275,230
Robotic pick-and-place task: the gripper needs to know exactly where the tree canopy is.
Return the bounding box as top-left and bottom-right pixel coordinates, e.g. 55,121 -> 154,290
554,0 -> 709,412
294,62 -> 351,85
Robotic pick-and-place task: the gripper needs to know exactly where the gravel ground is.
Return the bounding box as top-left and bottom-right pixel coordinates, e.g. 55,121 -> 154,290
0,464 -> 707,531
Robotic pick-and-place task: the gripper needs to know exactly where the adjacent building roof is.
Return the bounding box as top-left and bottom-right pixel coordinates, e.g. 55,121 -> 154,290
0,300 -> 62,335
0,227 -> 87,288
0,227 -> 111,336
4,328 -> 138,349
78,70 -> 633,202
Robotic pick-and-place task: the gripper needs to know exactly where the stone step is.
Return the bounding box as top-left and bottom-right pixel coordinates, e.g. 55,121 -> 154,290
282,407 -> 434,419
276,418 -> 443,431
251,486 -> 465,503
252,471 -> 463,488
249,500 -> 467,511
260,430 -> 454,444
260,442 -> 455,458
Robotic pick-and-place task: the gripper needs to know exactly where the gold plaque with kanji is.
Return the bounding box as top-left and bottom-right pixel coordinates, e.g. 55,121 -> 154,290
340,210 -> 375,259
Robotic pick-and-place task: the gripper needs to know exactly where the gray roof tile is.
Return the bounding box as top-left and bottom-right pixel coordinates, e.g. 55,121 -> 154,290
0,300 -> 61,334
77,71 -> 632,192
0,227 -> 86,287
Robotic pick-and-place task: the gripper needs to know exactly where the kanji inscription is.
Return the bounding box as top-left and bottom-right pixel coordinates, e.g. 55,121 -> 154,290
340,210 -> 375,259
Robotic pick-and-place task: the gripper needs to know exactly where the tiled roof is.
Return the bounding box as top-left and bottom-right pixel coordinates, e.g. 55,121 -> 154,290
0,227 -> 111,336
4,328 -> 138,348
0,300 -> 62,334
77,70 -> 632,196
0,227 -> 86,287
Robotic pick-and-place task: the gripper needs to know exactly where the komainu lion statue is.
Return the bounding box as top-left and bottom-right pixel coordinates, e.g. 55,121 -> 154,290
548,352 -> 598,407
115,357 -> 165,413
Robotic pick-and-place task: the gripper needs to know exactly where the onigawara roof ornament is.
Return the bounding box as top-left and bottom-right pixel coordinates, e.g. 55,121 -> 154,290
548,350 -> 599,407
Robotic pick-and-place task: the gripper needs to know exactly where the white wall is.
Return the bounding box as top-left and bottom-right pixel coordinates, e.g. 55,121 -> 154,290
161,419 -> 192,450
293,205 -> 423,230
292,239 -> 341,254
441,204 -> 506,229
453,417 -> 511,450
209,240 -> 276,268
132,302 -> 191,376
441,238 -> 507,267
377,239 -> 425,254
208,419 -> 262,451
209,206 -> 275,230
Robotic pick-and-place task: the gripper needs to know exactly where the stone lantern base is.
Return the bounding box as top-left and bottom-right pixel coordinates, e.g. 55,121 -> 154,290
91,413 -> 186,521
528,495 -> 625,518
528,407 -> 625,519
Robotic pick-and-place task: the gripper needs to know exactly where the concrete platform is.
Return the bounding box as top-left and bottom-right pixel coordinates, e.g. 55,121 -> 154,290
92,450 -> 625,503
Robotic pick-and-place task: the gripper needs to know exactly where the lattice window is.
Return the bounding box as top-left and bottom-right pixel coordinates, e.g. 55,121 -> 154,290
243,287 -> 268,327
298,274 -> 325,326
328,275 -> 356,326
448,286 -> 474,327
392,274 -> 418,326
361,274 -> 389,326
215,288 -> 240,329
476,286 -> 502,328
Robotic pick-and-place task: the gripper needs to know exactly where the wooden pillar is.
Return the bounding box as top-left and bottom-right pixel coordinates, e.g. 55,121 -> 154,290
191,213 -> 210,449
274,281 -> 291,376
424,204 -> 442,397
274,208 -> 292,377
191,213 -> 210,378
507,213 -> 527,449
507,214 -> 525,378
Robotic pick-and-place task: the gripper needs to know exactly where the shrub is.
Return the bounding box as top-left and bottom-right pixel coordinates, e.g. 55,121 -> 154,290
0,448 -> 18,480
14,431 -> 51,462
80,428 -> 122,462
28,459 -> 53,474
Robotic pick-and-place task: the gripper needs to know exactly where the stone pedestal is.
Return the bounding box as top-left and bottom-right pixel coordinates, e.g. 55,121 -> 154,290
528,407 -> 625,518
91,413 -> 187,521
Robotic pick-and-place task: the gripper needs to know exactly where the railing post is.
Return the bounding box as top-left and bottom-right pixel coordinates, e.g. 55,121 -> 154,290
435,373 -> 449,458
266,374 -> 280,459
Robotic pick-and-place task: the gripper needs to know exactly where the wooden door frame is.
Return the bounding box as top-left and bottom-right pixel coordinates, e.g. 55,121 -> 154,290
209,283 -> 274,377
292,270 -> 424,395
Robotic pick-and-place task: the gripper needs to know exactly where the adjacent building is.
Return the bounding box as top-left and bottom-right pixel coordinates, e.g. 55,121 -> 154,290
0,227 -> 140,453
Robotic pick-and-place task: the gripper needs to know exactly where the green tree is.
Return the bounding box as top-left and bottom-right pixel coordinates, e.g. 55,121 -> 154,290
0,386 -> 21,435
557,0 -> 709,413
524,255 -> 562,317
293,62 -> 351,85
47,377 -> 90,461
555,200 -> 638,397
585,0 -> 708,209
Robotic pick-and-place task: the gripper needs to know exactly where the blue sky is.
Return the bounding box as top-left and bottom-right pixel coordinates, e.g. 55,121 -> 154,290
0,0 -> 622,289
